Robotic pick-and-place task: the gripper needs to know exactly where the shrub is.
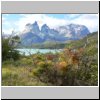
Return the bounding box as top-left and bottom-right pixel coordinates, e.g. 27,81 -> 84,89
32,47 -> 98,86
55,61 -> 68,72
2,68 -> 11,79
2,33 -> 21,61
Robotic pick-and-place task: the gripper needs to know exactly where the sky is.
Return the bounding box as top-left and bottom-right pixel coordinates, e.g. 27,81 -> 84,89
2,14 -> 98,34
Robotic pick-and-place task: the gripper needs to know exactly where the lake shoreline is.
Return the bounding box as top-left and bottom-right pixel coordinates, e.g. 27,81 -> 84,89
15,48 -> 62,56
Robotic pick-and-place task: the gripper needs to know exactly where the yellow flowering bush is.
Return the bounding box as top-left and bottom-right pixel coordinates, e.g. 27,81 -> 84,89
57,61 -> 67,70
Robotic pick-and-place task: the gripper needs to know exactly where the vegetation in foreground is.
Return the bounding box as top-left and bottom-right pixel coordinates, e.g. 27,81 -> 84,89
2,32 -> 98,86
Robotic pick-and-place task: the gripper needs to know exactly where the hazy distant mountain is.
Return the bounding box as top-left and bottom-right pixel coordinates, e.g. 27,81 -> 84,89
56,24 -> 90,39
20,21 -> 90,46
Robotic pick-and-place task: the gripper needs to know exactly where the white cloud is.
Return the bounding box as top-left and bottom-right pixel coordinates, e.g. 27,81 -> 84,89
2,21 -> 17,35
2,14 -> 98,34
69,14 -> 98,32
15,14 -> 67,32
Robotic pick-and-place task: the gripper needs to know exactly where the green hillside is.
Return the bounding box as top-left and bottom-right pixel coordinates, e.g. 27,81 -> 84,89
66,32 -> 98,50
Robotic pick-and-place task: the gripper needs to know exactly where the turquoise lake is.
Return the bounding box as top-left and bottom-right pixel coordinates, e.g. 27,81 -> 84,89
16,49 -> 62,56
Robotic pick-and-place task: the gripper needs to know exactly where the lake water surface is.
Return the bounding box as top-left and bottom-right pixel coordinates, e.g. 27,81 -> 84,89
16,49 -> 62,56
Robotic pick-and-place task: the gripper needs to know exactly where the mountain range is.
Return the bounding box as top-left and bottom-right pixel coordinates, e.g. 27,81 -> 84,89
19,21 -> 90,46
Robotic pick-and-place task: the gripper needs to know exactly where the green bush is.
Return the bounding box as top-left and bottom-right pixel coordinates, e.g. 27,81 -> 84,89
2,36 -> 20,61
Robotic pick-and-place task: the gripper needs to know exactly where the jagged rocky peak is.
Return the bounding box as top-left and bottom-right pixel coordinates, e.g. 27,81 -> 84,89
25,23 -> 31,28
42,24 -> 49,29
31,21 -> 40,33
58,24 -> 89,35
20,22 -> 90,45
32,21 -> 38,26
41,24 -> 50,33
25,23 -> 31,26
23,21 -> 40,34
68,24 -> 89,31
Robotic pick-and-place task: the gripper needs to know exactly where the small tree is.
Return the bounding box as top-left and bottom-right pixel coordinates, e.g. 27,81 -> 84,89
2,31 -> 21,61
